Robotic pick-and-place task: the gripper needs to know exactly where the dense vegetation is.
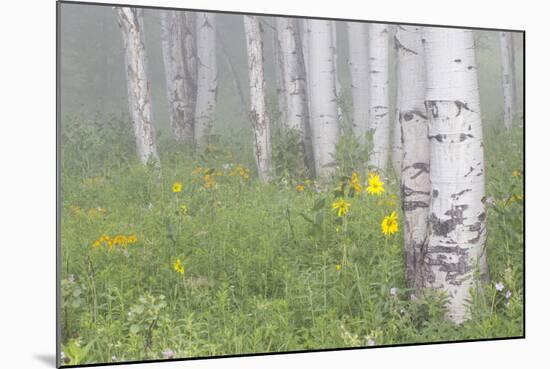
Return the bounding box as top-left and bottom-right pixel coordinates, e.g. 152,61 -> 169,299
59,113 -> 523,365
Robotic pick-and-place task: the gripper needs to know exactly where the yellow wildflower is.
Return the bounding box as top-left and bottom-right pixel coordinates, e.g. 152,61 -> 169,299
192,166 -> 204,176
381,211 -> 399,236
203,174 -> 218,190
172,182 -> 183,193
511,170 -> 522,178
366,173 -> 385,196
113,235 -> 128,246
180,204 -> 189,214
295,184 -> 305,192
173,259 -> 185,275
332,199 -> 351,217
92,240 -> 101,248
127,234 -> 138,244
350,171 -> 362,193
336,264 -> 342,271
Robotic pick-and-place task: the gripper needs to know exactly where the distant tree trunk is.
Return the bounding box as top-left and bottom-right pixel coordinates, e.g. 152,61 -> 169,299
395,25 -> 430,294
499,31 -> 516,129
368,24 -> 390,170
243,15 -> 273,183
331,21 -> 343,122
273,19 -> 288,127
116,7 -> 159,166
307,19 -> 339,178
180,11 -> 198,147
160,10 -> 188,143
423,27 -> 488,324
276,17 -> 315,175
347,22 -> 369,142
195,13 -> 218,144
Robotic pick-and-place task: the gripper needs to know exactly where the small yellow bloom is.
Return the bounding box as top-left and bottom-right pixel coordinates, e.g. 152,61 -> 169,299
113,235 -> 128,246
335,264 -> 342,271
173,259 -> 185,275
350,171 -> 362,193
381,211 -> 399,236
127,234 -> 138,244
332,199 -> 351,217
192,166 -> 204,176
203,174 -> 218,190
180,204 -> 189,214
92,240 -> 101,248
511,170 -> 522,178
295,184 -> 305,192
366,173 -> 385,196
172,182 -> 183,193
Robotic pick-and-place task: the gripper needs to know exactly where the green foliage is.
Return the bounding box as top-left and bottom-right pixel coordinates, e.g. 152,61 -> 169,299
59,116 -> 523,365
271,126 -> 308,181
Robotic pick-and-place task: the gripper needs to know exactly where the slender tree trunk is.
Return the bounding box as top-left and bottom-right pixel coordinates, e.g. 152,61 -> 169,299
331,21 -> 343,122
273,19 -> 288,127
347,22 -> 369,142
243,15 -> 273,183
368,24 -> 390,170
276,17 -> 315,175
160,10 -> 188,143
423,27 -> 488,324
195,13 -> 218,144
180,11 -> 198,147
395,25 -> 430,294
499,31 -> 516,129
116,7 -> 159,166
307,19 -> 339,179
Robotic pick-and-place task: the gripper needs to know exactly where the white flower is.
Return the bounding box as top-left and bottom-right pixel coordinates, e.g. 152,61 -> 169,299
367,338 -> 375,346
60,352 -> 65,360
505,290 -> 512,299
495,282 -> 505,292
162,349 -> 175,359
390,287 -> 397,297
111,355 -> 117,362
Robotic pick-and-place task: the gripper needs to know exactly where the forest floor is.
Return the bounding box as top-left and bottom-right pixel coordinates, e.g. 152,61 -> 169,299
59,116 -> 524,365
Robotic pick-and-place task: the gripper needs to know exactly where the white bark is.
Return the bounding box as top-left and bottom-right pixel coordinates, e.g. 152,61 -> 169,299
331,21 -> 343,122
307,19 -> 339,178
273,20 -> 288,127
368,24 -> 390,170
276,17 -> 315,173
195,13 -> 218,144
160,10 -> 189,144
395,25 -> 430,293
423,27 -> 488,324
116,7 -> 159,166
243,15 -> 273,183
347,22 -> 369,142
499,31 -> 516,129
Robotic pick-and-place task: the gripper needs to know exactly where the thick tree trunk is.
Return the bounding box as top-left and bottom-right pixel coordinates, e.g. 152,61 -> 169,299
195,13 -> 218,144
273,20 -> 288,127
423,27 -> 488,324
347,22 -> 369,142
243,15 -> 273,183
368,24 -> 390,170
499,31 -> 516,129
116,7 -> 159,166
160,10 -> 189,143
395,25 -> 430,294
276,17 -> 315,175
307,19 -> 339,179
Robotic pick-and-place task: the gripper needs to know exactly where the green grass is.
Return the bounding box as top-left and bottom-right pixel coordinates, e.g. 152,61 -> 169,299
59,115 -> 524,365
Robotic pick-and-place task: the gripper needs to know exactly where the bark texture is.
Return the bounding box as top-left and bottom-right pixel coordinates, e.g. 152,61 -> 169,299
160,10 -> 189,144
273,20 -> 288,127
423,27 -> 488,324
307,19 -> 339,178
499,31 -> 516,129
116,7 -> 159,166
368,24 -> 390,170
347,22 -> 369,142
195,13 -> 218,144
395,25 -> 430,294
244,15 -> 273,183
276,17 -> 315,175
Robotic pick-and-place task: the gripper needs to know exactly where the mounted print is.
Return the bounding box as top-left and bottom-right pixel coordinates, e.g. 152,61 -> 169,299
57,0 -> 525,366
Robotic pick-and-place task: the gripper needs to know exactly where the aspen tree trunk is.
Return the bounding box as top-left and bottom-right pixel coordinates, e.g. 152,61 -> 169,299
195,13 -> 218,144
423,27 -> 488,324
390,26 -> 404,175
243,15 -> 273,183
395,25 -> 430,293
116,7 -> 159,166
308,19 -> 340,178
331,21 -> 343,122
181,11 -> 198,146
368,24 -> 390,170
273,20 -> 288,127
160,10 -> 188,143
347,22 -> 369,142
276,17 -> 315,174
499,31 -> 516,129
